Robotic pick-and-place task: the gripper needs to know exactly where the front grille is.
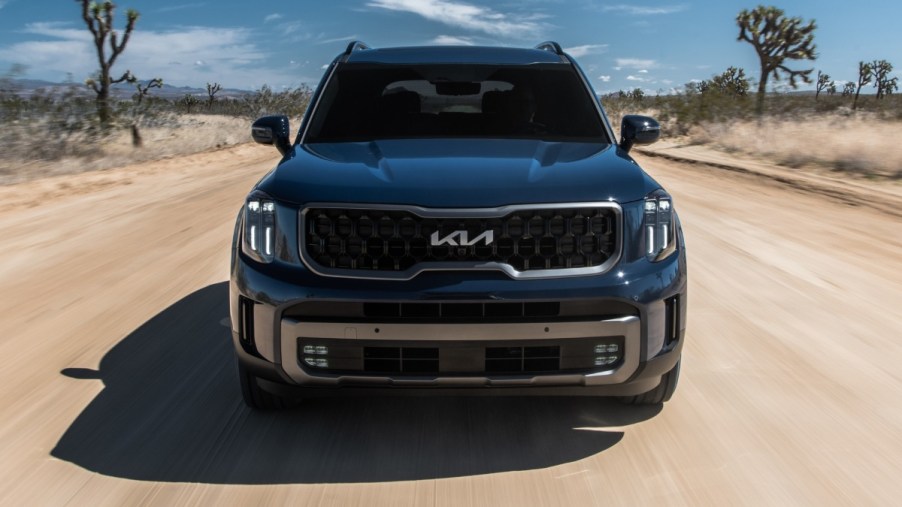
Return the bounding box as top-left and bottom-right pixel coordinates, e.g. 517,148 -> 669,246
364,347 -> 439,374
283,299 -> 640,323
301,203 -> 620,279
485,346 -> 560,373
363,301 -> 560,320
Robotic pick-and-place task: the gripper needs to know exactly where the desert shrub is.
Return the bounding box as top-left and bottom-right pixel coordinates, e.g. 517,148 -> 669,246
1,84 -> 109,162
0,81 -> 314,170
602,87 -> 901,138
233,84 -> 313,120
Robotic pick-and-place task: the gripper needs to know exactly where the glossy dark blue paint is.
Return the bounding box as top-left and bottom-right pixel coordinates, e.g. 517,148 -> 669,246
256,139 -> 661,207
230,43 -> 686,403
346,46 -> 565,65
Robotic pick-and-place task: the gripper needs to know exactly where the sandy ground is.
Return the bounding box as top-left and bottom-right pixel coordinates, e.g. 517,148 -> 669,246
0,143 -> 900,505
686,114 -> 902,179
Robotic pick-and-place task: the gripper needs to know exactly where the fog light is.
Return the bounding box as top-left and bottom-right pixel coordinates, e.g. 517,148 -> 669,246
303,345 -> 329,355
594,356 -> 618,366
304,357 -> 329,368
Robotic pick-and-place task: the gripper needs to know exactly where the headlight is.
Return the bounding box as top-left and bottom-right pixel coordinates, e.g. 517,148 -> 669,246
242,192 -> 276,263
644,190 -> 676,261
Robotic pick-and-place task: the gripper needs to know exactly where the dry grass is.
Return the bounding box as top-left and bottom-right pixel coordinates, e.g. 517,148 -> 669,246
4,105 -> 901,186
0,114 -> 251,185
685,113 -> 902,179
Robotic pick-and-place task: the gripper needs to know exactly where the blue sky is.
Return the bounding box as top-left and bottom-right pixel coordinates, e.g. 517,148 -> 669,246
0,0 -> 899,94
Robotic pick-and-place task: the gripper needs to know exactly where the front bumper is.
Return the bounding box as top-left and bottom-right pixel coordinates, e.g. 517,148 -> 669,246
280,316 -> 641,387
230,232 -> 687,397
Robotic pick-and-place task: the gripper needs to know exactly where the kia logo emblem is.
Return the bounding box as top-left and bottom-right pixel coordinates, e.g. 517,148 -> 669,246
430,230 -> 494,247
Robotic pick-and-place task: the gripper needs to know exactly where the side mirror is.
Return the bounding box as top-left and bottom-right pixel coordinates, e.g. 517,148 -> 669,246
252,115 -> 291,156
620,115 -> 660,153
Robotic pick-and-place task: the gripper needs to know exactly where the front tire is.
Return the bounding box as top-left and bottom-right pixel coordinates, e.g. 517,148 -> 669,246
237,360 -> 292,410
619,359 -> 680,405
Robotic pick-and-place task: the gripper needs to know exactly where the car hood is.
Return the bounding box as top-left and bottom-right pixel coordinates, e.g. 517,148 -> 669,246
256,139 -> 661,207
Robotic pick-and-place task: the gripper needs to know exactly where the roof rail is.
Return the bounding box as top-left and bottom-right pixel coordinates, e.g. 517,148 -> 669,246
344,41 -> 371,55
535,41 -> 564,55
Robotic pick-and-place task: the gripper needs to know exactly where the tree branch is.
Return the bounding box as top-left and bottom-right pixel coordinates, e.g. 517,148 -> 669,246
79,0 -> 98,38
111,70 -> 135,84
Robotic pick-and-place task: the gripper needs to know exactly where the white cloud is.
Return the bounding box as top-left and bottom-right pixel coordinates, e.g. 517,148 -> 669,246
279,21 -> 305,36
316,35 -> 359,45
158,3 -> 207,13
367,0 -> 544,38
616,58 -> 656,70
638,69 -> 648,74
264,13 -> 283,23
598,75 -> 611,82
601,4 -> 687,15
563,44 -> 609,58
432,35 -> 475,45
0,22 -> 312,89
21,21 -> 83,38
626,75 -> 649,82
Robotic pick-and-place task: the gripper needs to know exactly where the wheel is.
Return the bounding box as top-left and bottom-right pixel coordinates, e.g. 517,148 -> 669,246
237,359 -> 293,410
619,359 -> 681,405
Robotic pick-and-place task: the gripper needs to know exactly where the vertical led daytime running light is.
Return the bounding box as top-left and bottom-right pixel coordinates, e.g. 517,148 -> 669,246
242,195 -> 276,263
645,192 -> 676,261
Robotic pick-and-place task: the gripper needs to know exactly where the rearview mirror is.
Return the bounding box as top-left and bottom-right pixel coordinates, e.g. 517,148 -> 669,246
252,115 -> 291,156
620,115 -> 660,153
434,81 -> 481,96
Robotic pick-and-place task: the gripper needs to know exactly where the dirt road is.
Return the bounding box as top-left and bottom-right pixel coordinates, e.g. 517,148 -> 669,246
0,144 -> 900,505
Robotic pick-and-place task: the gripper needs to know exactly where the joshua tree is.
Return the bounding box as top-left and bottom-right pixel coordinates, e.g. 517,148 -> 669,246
853,61 -> 873,110
704,66 -> 751,97
841,82 -> 856,97
879,76 -> 898,98
815,71 -> 832,100
78,0 -> 140,127
182,94 -> 201,114
129,78 -> 162,147
872,60 -> 898,99
737,5 -> 817,114
0,63 -> 27,96
206,82 -> 222,107
133,78 -> 163,106
827,82 -> 836,95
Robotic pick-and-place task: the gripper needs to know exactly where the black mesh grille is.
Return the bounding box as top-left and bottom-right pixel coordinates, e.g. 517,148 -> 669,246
363,301 -> 560,320
303,206 -> 618,274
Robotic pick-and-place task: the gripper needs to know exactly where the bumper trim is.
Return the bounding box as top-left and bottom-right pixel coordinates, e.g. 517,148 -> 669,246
279,316 -> 640,387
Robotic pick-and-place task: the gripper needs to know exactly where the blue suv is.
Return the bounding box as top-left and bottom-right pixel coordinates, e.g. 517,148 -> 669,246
232,41 -> 686,409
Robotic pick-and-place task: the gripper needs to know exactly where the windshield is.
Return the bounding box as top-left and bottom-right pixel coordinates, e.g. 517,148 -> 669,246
305,64 -> 609,143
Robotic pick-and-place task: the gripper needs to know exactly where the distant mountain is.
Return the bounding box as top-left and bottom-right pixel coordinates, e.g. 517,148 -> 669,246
4,78 -> 252,100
